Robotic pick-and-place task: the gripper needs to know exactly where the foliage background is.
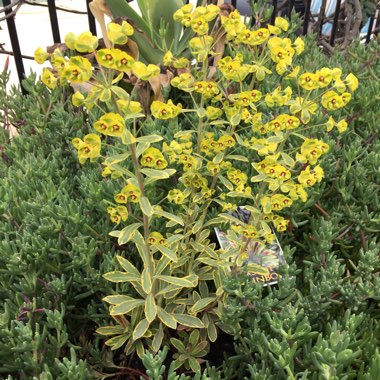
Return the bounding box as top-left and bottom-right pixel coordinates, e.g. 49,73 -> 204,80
0,30 -> 379,380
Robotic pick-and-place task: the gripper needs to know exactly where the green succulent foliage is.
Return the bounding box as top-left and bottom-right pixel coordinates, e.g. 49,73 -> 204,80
0,73 -> 122,378
105,0 -> 202,63
217,38 -> 380,379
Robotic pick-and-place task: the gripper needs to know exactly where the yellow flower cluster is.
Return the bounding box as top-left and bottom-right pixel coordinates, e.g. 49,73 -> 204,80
173,3 -> 220,35
94,113 -> 126,141
64,31 -> 98,53
141,147 -> 168,170
72,134 -> 101,164
114,183 -> 141,205
107,206 -> 128,225
150,100 -> 182,120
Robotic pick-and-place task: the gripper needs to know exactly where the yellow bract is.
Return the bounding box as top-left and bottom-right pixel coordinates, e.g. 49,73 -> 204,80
64,31 -> 98,53
107,21 -> 134,45
151,100 -> 182,119
34,47 -> 49,64
41,68 -> 57,89
132,62 -> 160,80
72,134 -> 101,164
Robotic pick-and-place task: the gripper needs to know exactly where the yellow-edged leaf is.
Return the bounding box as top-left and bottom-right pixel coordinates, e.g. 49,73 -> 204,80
96,325 -> 126,336
136,135 -> 163,143
145,293 -> 157,323
104,334 -> 129,350
102,295 -> 134,304
116,255 -> 140,276
156,245 -> 178,263
156,274 -> 198,288
190,297 -> 216,313
141,267 -> 152,294
140,196 -> 153,217
132,318 -> 150,340
103,271 -> 140,283
173,314 -> 205,328
154,209 -> 184,226
110,299 -> 145,315
118,223 -> 142,245
157,306 -> 177,329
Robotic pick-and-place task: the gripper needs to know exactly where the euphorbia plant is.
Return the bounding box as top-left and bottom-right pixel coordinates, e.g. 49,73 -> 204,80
35,3 -> 358,372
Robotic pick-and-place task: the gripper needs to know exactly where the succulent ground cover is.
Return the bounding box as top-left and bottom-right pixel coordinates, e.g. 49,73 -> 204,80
0,5 -> 379,380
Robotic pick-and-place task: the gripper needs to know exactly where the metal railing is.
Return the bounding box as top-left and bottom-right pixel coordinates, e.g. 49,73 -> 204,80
0,0 -> 378,94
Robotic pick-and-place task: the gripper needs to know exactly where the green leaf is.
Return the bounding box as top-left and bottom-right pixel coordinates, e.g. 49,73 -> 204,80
251,173 -> 268,182
104,152 -> 130,166
170,338 -> 186,353
96,325 -> 126,336
133,318 -> 150,340
136,142 -> 150,158
140,197 -> 154,217
188,357 -> 201,373
260,221 -> 272,234
110,299 -> 145,315
155,256 -> 171,276
154,210 -> 184,226
118,223 -> 143,245
190,297 -> 216,313
219,175 -> 234,191
124,129 -> 137,144
103,271 -> 140,283
141,267 -> 153,294
192,219 -> 203,234
156,245 -> 178,263
219,213 -> 246,225
226,191 -> 254,199
173,314 -> 205,328
156,274 -> 198,288
152,323 -> 164,353
141,168 -> 176,179
112,71 -> 124,84
105,334 -> 129,350
136,135 -> 163,143
174,130 -> 196,138
267,134 -> 284,143
157,307 -> 177,329
116,255 -> 141,276
213,152 -> 224,164
109,230 -> 121,238
225,154 -> 249,162
145,294 -> 157,323
206,316 -> 218,342
281,152 -> 295,167
102,295 -> 134,305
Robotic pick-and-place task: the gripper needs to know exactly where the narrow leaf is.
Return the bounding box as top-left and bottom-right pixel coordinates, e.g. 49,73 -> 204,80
118,223 -> 142,245
136,135 -> 163,143
132,318 -> 150,340
141,267 -> 153,294
190,297 -> 216,313
157,307 -> 177,329
110,299 -> 145,315
154,210 -> 184,226
173,314 -> 205,328
103,271 -> 140,283
156,274 -> 198,288
156,245 -> 178,263
102,295 -> 134,305
145,294 -> 157,323
96,325 -> 126,336
140,197 -> 153,217
151,323 -> 164,353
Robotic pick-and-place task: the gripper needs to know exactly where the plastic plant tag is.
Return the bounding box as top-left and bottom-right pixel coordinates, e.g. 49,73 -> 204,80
215,206 -> 286,286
